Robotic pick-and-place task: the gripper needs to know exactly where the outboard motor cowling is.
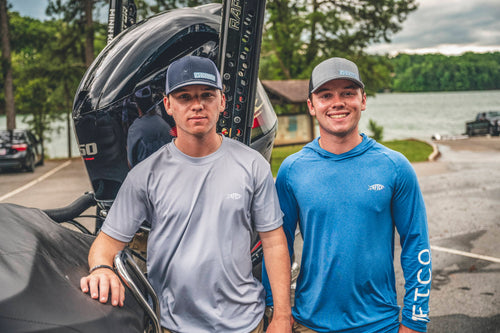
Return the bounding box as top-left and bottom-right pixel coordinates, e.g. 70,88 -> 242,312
73,5 -> 277,205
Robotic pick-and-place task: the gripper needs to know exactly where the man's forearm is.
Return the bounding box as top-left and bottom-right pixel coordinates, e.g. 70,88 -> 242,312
260,227 -> 292,318
88,231 -> 127,269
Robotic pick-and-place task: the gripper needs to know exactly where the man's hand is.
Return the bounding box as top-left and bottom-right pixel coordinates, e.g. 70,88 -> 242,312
80,267 -> 125,307
80,231 -> 128,307
398,324 -> 420,333
266,315 -> 292,333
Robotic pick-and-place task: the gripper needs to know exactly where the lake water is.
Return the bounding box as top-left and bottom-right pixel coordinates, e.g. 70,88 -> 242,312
1,90 -> 499,158
359,90 -> 500,141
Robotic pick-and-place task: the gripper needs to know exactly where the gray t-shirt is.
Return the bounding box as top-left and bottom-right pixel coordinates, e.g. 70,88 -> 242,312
101,137 -> 283,332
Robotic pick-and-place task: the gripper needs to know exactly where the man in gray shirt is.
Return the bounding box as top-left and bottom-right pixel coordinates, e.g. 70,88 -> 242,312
80,55 -> 292,333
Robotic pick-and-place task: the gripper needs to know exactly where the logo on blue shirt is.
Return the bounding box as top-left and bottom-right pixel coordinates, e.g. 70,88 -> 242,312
368,184 -> 385,191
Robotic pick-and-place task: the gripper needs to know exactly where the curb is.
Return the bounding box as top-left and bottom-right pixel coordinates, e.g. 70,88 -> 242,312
427,140 -> 440,161
407,138 -> 441,162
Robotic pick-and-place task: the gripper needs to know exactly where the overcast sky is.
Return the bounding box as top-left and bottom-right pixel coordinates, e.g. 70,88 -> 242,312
366,0 -> 500,55
10,0 -> 500,56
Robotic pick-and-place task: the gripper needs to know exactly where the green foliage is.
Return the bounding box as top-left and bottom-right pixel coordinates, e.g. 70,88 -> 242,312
259,0 -> 417,95
354,54 -> 394,95
390,52 -> 500,92
3,9 -> 104,153
8,12 -> 49,54
270,144 -> 304,177
11,17 -> 87,144
368,119 -> 384,141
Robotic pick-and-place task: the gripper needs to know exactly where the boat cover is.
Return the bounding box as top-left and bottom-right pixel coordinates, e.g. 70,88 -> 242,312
0,203 -> 144,332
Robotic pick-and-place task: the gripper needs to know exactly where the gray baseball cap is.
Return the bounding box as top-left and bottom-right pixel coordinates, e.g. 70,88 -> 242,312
309,57 -> 364,94
165,55 -> 223,95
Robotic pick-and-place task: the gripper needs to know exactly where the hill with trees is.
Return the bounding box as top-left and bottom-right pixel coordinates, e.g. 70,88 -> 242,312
389,52 -> 500,92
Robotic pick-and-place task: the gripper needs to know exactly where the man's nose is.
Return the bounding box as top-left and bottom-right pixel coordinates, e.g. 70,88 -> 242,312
331,95 -> 345,108
191,96 -> 204,108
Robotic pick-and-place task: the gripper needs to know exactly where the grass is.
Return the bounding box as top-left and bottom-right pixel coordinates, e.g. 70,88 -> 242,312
382,139 -> 434,163
270,139 -> 433,177
270,144 -> 306,177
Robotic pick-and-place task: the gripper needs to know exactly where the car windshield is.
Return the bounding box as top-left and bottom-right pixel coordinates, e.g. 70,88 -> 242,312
488,111 -> 500,117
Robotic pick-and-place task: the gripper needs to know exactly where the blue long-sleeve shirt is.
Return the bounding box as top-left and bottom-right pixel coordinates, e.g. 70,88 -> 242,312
263,134 -> 431,332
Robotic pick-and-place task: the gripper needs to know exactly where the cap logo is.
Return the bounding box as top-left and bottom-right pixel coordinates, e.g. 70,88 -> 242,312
339,70 -> 358,79
194,72 -> 216,82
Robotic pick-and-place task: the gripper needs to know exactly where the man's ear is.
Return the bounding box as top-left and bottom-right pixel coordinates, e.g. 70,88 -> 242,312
220,91 -> 226,111
361,92 -> 367,111
307,98 -> 316,117
164,96 -> 172,116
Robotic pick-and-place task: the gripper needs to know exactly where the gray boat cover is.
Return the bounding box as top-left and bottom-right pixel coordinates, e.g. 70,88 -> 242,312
0,203 -> 144,332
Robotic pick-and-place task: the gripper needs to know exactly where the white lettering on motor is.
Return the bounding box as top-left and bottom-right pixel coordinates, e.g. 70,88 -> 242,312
79,143 -> 98,157
229,0 -> 241,30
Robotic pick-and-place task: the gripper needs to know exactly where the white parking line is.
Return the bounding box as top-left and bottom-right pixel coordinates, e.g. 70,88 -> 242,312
431,245 -> 500,264
0,160 -> 72,202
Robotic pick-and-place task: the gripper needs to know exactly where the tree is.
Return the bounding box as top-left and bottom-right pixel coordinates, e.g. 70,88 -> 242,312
260,0 -> 418,94
47,0 -> 107,67
0,0 -> 15,129
45,1 -> 112,157
7,11 -> 92,158
368,118 -> 383,141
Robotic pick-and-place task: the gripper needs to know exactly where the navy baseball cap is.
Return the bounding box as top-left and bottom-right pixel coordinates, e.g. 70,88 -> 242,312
165,55 -> 223,95
309,57 -> 364,94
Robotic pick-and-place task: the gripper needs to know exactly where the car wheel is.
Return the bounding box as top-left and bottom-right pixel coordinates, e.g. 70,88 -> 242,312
36,155 -> 44,166
25,155 -> 35,172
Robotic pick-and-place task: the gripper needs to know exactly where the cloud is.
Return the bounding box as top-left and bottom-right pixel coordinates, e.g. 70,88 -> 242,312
367,0 -> 500,55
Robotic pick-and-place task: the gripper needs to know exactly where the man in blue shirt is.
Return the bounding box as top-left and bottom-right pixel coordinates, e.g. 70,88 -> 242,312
126,85 -> 173,168
263,57 -> 431,333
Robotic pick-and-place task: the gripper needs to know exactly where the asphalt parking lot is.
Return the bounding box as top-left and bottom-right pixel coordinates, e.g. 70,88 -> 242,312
412,137 -> 500,332
1,136 -> 499,332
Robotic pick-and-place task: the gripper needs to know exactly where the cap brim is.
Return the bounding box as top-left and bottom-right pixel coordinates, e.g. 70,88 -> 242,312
310,77 -> 364,94
167,80 -> 222,95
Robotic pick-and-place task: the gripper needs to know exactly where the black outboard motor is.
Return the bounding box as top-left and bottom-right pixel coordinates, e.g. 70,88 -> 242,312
73,4 -> 277,213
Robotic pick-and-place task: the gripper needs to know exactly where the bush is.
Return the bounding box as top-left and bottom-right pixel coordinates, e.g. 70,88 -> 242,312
368,119 -> 384,141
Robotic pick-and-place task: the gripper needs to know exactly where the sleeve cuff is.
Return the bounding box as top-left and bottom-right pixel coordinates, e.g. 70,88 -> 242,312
401,317 -> 428,332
